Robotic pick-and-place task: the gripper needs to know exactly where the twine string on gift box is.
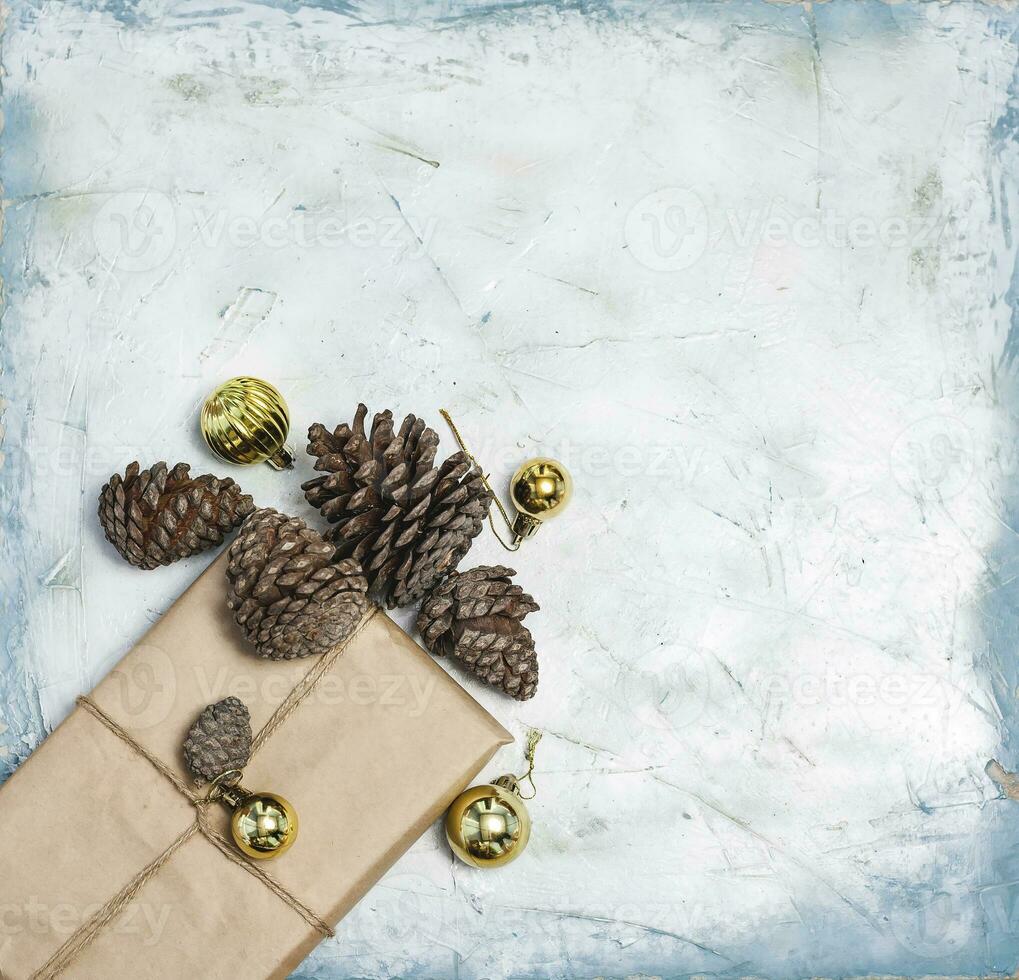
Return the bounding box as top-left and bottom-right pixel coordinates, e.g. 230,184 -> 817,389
31,605 -> 383,980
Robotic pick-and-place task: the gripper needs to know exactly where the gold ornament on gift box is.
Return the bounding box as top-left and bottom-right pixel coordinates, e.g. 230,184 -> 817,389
201,376 -> 295,470
184,697 -> 299,860
440,410 -> 572,550
445,730 -> 541,868
217,774 -> 299,861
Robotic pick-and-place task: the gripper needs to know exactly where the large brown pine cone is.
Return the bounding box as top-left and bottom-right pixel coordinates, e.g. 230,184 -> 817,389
226,507 -> 369,660
183,696 -> 252,785
417,565 -> 540,701
98,461 -> 254,570
302,404 -> 493,608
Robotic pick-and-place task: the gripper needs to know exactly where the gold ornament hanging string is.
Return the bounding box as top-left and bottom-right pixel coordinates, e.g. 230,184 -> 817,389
514,729 -> 543,800
440,408 -> 521,552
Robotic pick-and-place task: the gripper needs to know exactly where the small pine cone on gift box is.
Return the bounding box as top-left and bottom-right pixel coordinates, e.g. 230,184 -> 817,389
183,696 -> 253,785
98,461 -> 254,570
417,565 -> 541,701
226,507 -> 369,661
302,404 -> 493,609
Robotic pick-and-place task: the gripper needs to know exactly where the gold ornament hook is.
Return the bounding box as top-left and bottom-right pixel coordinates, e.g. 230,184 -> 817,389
492,729 -> 542,800
439,410 -> 571,551
514,729 -> 543,800
205,768 -> 246,806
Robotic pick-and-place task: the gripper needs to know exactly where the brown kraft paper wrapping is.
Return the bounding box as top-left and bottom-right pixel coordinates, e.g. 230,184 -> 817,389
0,552 -> 512,979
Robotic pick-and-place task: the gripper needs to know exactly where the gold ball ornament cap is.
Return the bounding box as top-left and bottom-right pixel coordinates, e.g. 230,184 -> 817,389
510,457 -> 573,540
445,778 -> 531,868
231,791 -> 299,860
201,376 -> 295,470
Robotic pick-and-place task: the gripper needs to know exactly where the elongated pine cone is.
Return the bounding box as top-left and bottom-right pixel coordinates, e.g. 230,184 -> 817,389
302,404 -> 493,608
183,696 -> 252,785
417,565 -> 540,701
226,507 -> 369,660
98,461 -> 254,570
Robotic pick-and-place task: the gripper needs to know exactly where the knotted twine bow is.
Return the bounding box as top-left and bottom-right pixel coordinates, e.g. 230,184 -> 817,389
31,605 -> 381,980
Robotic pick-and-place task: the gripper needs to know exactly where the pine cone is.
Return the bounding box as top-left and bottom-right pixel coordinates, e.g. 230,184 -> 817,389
226,507 -> 369,660
302,404 -> 493,608
98,461 -> 254,570
417,565 -> 540,701
183,696 -> 252,784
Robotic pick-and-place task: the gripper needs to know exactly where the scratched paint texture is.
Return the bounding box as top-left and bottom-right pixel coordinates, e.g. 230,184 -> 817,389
3,0 -> 1019,976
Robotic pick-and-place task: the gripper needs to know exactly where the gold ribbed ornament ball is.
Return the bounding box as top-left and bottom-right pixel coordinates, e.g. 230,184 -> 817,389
509,458 -> 573,541
230,791 -> 299,860
201,376 -> 295,469
444,776 -> 531,868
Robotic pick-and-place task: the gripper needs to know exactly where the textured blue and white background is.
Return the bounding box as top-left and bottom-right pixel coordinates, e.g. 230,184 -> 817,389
3,0 -> 1019,976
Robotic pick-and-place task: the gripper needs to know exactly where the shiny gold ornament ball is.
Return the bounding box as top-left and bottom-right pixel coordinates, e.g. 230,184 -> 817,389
510,457 -> 573,541
201,376 -> 295,470
445,778 -> 531,868
230,792 -> 299,860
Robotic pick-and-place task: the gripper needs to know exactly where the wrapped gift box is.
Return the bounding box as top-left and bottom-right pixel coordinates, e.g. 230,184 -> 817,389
0,553 -> 511,979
